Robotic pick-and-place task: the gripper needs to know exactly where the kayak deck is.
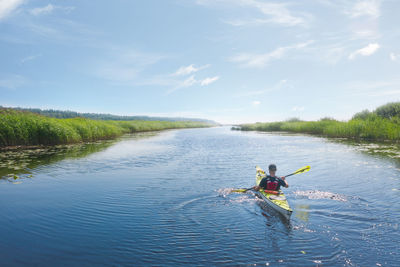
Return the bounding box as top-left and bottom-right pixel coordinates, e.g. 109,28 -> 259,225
255,166 -> 292,219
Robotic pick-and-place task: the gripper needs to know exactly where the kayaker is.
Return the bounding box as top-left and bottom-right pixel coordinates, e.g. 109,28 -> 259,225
253,164 -> 288,191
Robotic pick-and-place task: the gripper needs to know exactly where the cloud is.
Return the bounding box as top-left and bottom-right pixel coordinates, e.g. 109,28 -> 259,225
173,64 -> 210,76
165,63 -> 218,93
29,4 -> 75,16
230,41 -> 313,68
252,100 -> 261,106
200,76 -> 219,86
181,75 -> 197,87
0,0 -> 24,20
238,0 -> 308,26
166,75 -> 197,94
197,0 -> 310,27
346,0 -> 381,19
30,4 -> 54,16
21,54 -> 41,63
348,43 -> 380,59
390,53 -> 400,61
166,75 -> 219,94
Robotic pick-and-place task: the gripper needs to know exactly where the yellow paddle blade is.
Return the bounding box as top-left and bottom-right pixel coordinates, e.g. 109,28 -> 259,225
231,188 -> 248,193
255,165 -> 265,174
293,165 -> 311,175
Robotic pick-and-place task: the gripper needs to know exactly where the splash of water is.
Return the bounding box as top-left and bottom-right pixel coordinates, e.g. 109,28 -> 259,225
293,190 -> 347,202
217,188 -> 236,198
217,188 -> 258,204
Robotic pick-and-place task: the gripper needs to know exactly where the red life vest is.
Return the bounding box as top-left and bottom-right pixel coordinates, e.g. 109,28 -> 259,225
266,180 -> 278,190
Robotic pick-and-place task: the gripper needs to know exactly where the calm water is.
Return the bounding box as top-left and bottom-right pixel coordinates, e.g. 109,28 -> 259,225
0,127 -> 399,266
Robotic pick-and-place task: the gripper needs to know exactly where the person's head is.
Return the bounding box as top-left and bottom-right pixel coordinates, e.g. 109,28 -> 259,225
268,164 -> 277,174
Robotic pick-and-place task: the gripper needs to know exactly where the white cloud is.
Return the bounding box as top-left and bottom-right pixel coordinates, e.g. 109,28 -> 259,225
166,75 -> 219,94
0,0 -> 24,20
390,53 -> 400,61
181,75 -> 197,87
200,76 -> 219,86
166,75 -> 196,94
252,100 -> 261,106
173,64 -> 210,76
21,54 -> 41,63
242,0 -> 308,26
348,43 -> 380,59
29,4 -> 75,16
198,0 -> 310,27
352,29 -> 380,40
30,4 -> 54,16
165,63 -> 218,93
347,0 -> 381,19
230,41 -> 313,68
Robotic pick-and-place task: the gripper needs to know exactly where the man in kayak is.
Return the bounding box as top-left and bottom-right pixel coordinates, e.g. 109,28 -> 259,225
253,164 -> 288,191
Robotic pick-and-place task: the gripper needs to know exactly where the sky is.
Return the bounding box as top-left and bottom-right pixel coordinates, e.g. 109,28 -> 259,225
0,0 -> 400,124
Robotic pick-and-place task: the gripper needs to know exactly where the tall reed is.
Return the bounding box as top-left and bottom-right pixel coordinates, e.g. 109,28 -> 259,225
239,117 -> 400,142
0,109 -> 211,147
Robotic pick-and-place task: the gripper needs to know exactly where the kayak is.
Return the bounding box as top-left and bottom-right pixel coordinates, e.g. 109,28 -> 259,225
255,166 -> 293,219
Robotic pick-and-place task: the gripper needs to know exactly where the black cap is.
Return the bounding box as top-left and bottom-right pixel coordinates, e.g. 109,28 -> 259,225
268,164 -> 277,171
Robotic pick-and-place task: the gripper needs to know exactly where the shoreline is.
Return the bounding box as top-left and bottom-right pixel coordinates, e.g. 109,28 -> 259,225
234,118 -> 400,143
0,109 -> 214,148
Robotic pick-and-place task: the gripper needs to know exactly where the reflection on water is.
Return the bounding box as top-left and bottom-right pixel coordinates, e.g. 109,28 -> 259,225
0,132 -> 160,183
333,138 -> 400,162
295,204 -> 310,222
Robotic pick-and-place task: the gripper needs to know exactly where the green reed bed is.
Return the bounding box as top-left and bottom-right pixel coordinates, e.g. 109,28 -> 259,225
0,109 -> 211,147
239,117 -> 400,142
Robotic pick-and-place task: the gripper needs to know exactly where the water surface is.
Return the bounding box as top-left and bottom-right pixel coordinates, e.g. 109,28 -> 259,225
0,127 -> 399,266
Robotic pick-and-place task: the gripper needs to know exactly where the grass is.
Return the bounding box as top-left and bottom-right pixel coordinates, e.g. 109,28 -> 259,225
0,109 -> 212,147
238,116 -> 400,142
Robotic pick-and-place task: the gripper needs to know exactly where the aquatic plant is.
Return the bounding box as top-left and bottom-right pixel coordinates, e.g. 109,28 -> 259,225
0,109 -> 212,147
239,106 -> 400,142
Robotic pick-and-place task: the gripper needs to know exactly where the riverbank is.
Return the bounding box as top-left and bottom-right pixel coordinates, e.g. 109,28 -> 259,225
0,109 -> 213,148
235,102 -> 400,142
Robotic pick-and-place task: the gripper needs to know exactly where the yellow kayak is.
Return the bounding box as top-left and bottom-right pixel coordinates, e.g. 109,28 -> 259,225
255,166 -> 293,219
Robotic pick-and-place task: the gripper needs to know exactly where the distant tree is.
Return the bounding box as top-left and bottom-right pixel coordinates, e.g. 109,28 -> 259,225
352,109 -> 371,120
2,106 -> 217,124
285,117 -> 302,122
375,102 -> 400,119
319,117 -> 337,121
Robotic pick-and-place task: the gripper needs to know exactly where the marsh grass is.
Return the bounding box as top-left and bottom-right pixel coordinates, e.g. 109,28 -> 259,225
0,109 -> 211,147
239,116 -> 400,142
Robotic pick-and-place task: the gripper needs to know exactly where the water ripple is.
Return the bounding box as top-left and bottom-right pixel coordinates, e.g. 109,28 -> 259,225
293,190 -> 348,201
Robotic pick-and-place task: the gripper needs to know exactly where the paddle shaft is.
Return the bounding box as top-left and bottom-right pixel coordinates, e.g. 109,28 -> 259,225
232,166 -> 310,193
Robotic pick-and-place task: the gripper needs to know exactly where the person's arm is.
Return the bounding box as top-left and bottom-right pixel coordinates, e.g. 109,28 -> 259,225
280,176 -> 289,188
253,177 -> 267,191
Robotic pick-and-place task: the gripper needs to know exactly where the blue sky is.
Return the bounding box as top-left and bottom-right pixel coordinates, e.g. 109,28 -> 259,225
0,0 -> 399,124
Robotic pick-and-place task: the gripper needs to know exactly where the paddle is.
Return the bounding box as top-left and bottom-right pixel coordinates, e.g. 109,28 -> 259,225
284,165 -> 310,178
231,187 -> 253,193
231,165 -> 310,193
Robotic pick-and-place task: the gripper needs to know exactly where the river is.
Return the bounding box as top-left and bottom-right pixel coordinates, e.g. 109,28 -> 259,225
0,127 -> 399,266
